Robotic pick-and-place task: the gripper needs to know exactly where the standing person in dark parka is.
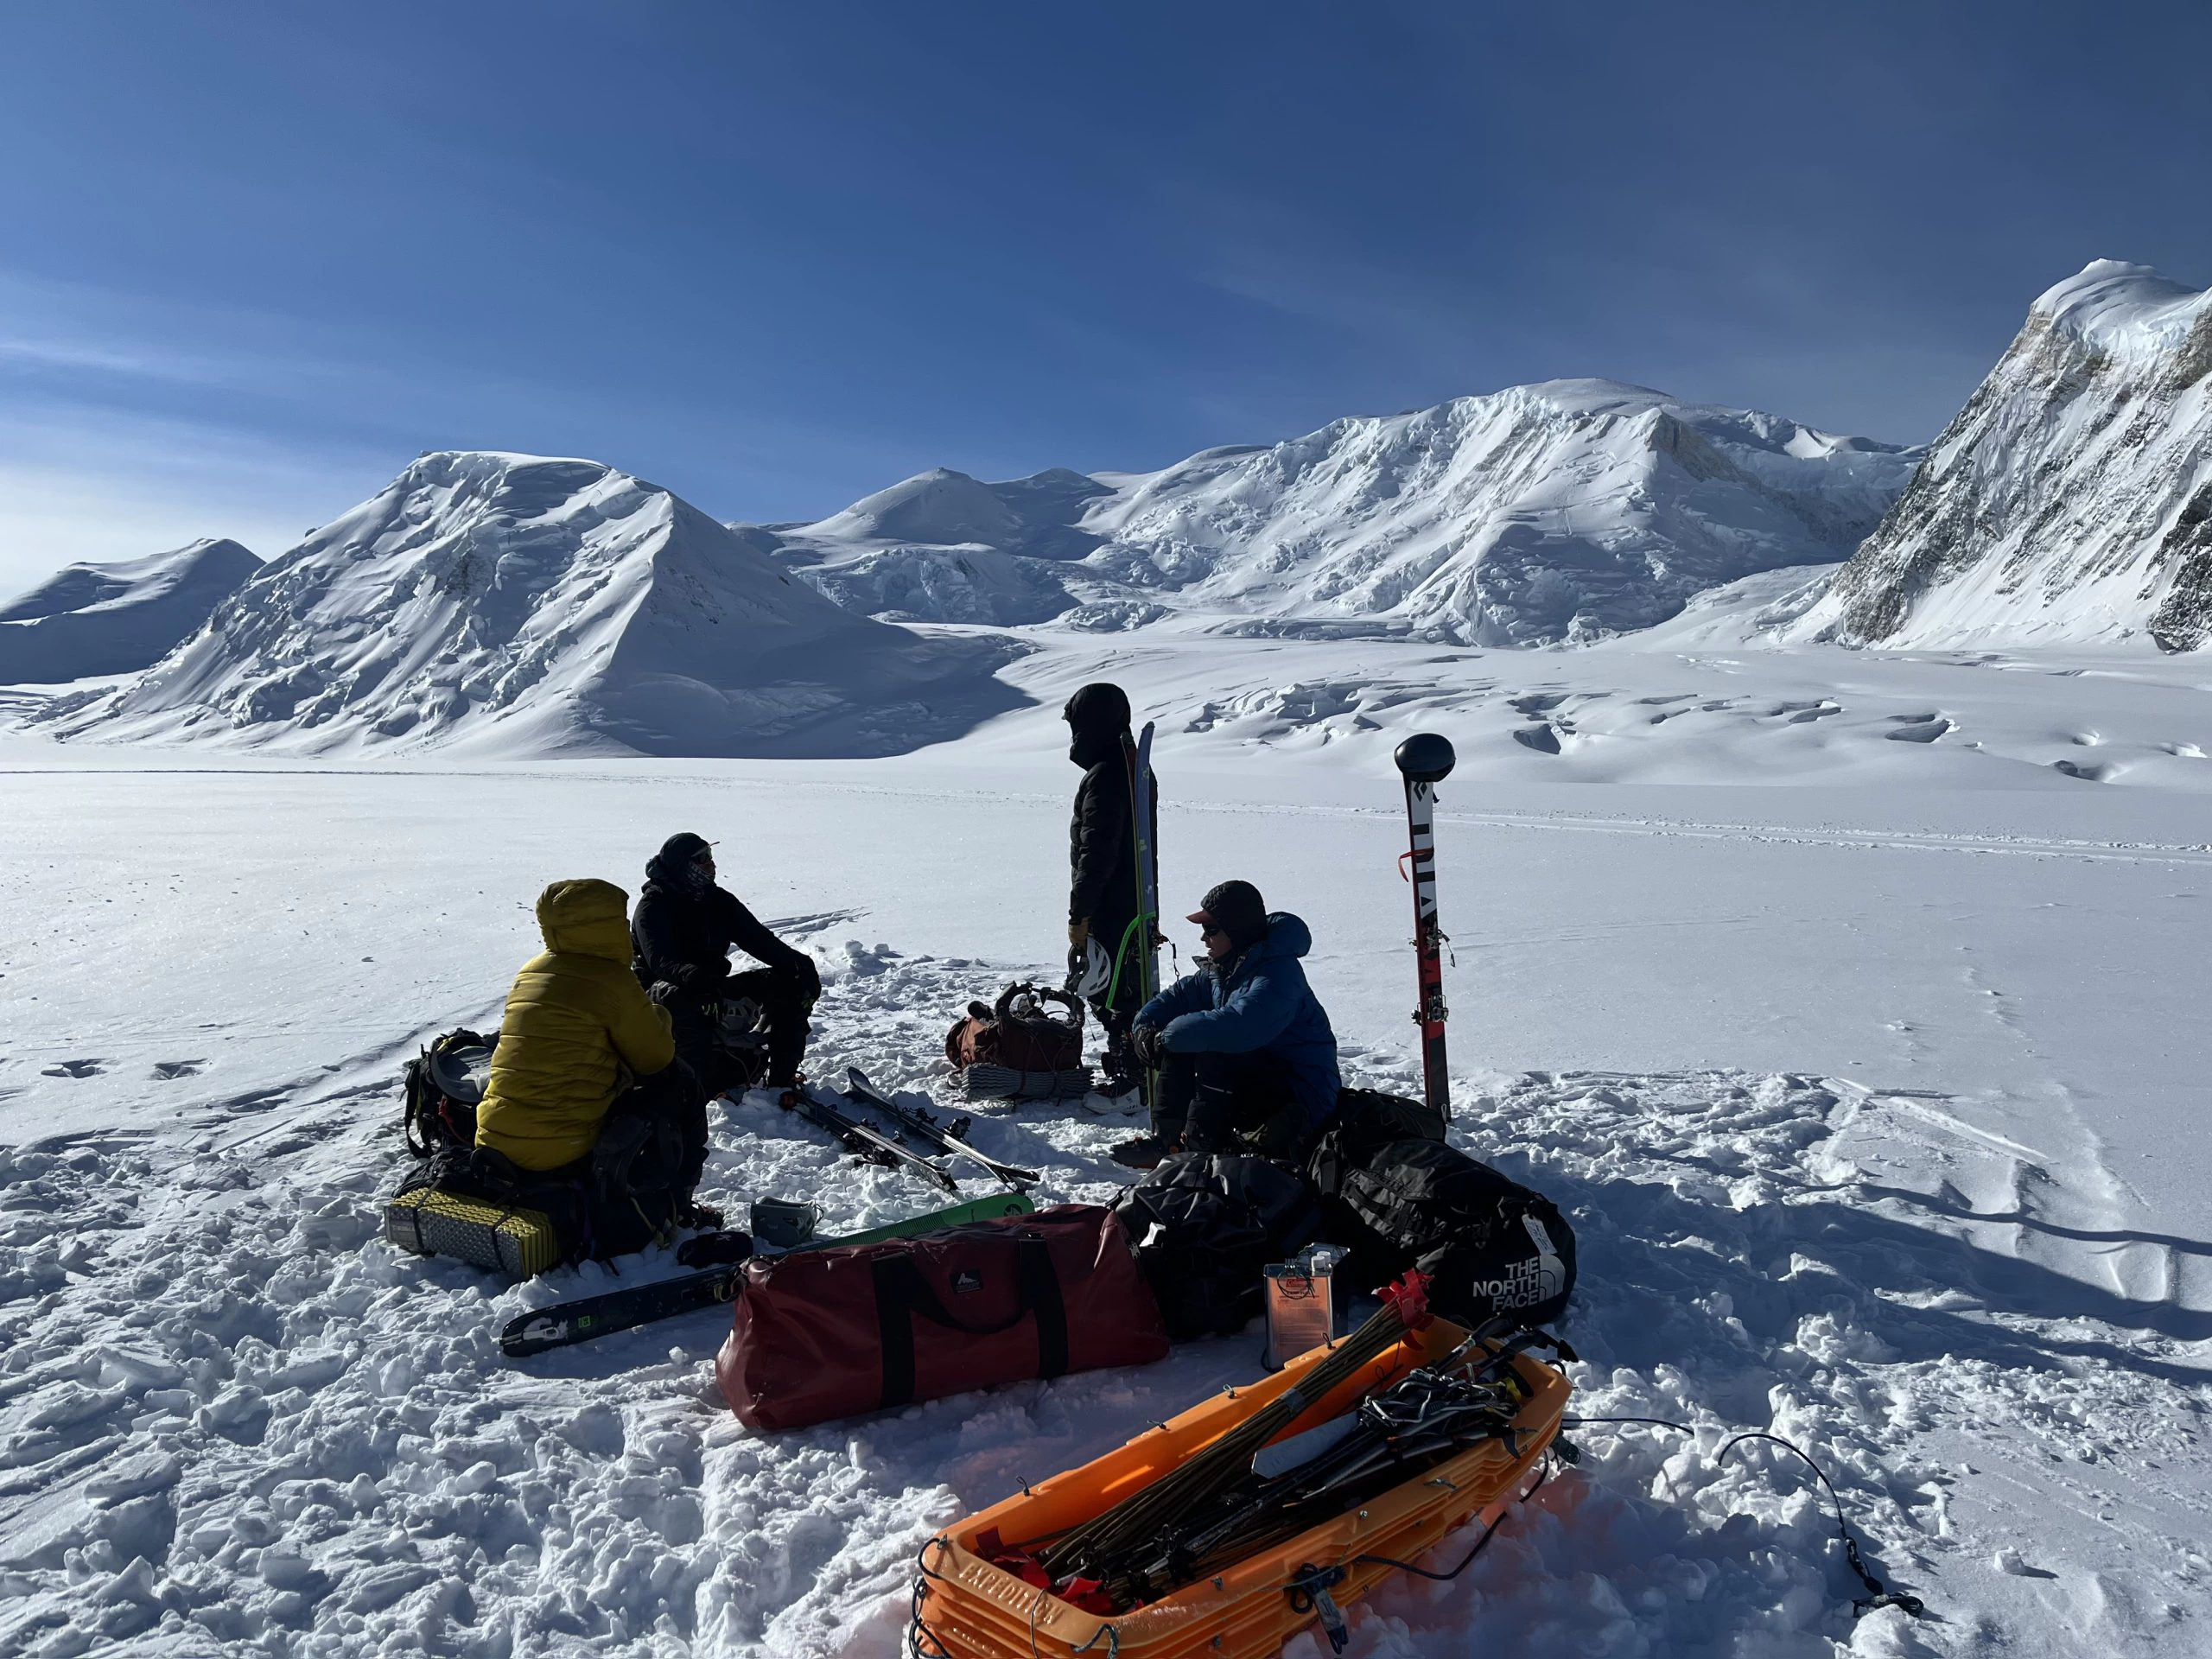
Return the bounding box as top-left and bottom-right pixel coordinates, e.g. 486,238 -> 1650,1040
1112,879 -> 1341,1168
1064,682 -> 1156,1098
632,832 -> 821,1096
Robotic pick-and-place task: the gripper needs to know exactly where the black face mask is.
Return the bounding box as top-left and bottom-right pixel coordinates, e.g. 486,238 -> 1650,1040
1067,724 -> 1122,769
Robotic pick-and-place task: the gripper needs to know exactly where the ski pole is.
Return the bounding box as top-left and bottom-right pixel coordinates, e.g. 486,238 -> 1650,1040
1394,734 -> 1456,1122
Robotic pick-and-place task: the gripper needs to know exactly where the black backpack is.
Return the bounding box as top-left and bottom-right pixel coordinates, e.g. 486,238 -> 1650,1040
1310,1088 -> 1446,1186
1308,1137 -> 1576,1329
1110,1153 -> 1324,1340
403,1029 -> 496,1157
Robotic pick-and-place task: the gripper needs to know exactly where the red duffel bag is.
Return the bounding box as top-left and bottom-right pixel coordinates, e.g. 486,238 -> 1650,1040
716,1204 -> 1169,1431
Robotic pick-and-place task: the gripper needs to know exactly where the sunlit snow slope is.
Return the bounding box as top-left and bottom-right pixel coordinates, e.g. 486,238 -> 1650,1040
1806,260 -> 2212,652
46,454 -> 1020,758
765,381 -> 1917,645
0,538 -> 260,684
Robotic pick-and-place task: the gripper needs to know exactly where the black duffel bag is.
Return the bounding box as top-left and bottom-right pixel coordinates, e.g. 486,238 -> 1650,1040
1309,1135 -> 1576,1329
1110,1153 -> 1325,1340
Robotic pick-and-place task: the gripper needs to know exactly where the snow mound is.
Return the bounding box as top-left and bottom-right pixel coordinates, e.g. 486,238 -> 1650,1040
1618,562 -> 1840,650
0,538 -> 260,684
1802,260 -> 2212,651
771,384 -> 1917,645
44,453 -> 1022,757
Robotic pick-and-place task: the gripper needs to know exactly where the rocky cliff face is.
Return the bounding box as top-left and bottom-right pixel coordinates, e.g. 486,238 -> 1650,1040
1802,261 -> 2212,651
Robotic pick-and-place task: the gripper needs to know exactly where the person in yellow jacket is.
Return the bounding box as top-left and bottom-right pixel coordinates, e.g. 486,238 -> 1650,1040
475,879 -> 712,1231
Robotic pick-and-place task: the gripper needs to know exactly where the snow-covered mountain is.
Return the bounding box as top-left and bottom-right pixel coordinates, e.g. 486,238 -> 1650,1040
52,453 -> 1020,757
760,380 -> 1920,644
1802,261 -> 2212,651
0,538 -> 260,683
764,467 -> 1111,627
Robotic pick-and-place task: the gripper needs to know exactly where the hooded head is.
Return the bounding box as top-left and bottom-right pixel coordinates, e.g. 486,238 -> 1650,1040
536,878 -> 634,963
1063,681 -> 1132,769
1187,879 -> 1268,963
645,831 -> 716,895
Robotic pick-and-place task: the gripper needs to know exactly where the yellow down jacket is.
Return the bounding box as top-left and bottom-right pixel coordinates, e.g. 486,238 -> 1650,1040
474,879 -> 677,1172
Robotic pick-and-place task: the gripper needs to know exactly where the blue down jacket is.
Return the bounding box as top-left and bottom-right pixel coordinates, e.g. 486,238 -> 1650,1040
1135,912 -> 1342,1128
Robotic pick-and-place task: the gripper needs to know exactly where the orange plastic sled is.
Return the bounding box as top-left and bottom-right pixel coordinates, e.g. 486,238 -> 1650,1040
912,1317 -> 1571,1658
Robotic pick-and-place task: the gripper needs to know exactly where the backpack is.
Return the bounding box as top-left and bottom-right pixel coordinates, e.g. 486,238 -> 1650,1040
1309,1137 -> 1575,1329
1109,1153 -> 1323,1340
1304,1088 -> 1446,1196
402,1029 -> 496,1158
944,982 -> 1084,1071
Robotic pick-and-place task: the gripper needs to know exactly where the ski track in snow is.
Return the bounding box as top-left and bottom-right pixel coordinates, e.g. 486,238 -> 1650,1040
3,939 -> 2206,1657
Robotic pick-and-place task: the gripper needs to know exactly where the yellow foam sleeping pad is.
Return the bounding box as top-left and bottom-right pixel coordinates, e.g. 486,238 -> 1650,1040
383,1185 -> 563,1280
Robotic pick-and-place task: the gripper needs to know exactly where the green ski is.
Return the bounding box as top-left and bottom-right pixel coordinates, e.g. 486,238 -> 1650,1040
499,1192 -> 1038,1358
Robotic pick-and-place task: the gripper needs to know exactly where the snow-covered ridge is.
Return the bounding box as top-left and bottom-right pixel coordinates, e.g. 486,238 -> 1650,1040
1802,260 -> 2212,651
0,538 -> 260,684
45,452 -> 1020,757
761,380 -> 1920,645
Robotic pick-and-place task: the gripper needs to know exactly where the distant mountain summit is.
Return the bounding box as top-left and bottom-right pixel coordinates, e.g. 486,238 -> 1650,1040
59,453 -> 1019,756
1803,261 -> 2212,651
761,380 -> 1919,644
0,538 -> 259,683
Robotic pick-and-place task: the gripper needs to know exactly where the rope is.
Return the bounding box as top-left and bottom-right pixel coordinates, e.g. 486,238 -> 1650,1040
1344,1458 -> 1551,1582
1561,1415 -> 1928,1618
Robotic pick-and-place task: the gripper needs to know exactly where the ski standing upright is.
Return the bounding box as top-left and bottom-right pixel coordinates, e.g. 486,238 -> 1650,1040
1394,733 -> 1457,1123
1121,721 -> 1163,1103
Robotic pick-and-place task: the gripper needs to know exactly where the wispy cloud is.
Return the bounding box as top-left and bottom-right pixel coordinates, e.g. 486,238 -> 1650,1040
0,397 -> 399,600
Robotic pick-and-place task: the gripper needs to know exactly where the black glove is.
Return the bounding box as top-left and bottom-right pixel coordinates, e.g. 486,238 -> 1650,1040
780,953 -> 822,1007
1128,1023 -> 1166,1070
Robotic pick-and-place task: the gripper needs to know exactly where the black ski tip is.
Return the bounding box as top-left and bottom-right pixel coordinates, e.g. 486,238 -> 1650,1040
499,1314 -> 569,1358
1395,731 -> 1456,783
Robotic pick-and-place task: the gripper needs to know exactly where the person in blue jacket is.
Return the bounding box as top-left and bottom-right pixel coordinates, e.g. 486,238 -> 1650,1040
1111,879 -> 1341,1168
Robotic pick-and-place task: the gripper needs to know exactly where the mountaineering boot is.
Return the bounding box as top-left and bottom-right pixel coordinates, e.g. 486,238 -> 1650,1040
1095,1069 -> 1141,1108
1109,1133 -> 1175,1171
675,1229 -> 753,1268
677,1197 -> 726,1230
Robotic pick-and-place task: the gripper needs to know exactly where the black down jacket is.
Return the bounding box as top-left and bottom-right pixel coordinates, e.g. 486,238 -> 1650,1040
632,843 -> 816,999
1065,685 -> 1155,972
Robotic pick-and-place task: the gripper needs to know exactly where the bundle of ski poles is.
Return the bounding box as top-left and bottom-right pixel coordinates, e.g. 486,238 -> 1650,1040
1147,1362 -> 1530,1592
1036,1274 -> 1439,1607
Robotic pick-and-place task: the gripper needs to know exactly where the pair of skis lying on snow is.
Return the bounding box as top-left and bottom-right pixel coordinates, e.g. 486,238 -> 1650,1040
499,1188 -> 1034,1357
498,1067 -> 1039,1359
785,1066 -> 1039,1193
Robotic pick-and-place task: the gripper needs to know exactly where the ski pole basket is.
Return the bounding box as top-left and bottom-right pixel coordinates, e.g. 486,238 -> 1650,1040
910,1314 -> 1569,1658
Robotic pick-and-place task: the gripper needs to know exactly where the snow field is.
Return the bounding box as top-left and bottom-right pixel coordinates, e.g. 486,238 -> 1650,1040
4,633 -> 2211,1655
7,995 -> 2202,1655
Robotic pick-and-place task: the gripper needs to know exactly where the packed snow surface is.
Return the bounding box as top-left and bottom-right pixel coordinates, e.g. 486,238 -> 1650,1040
0,538 -> 260,684
1806,260 -> 2212,652
32,454 -> 1020,758
761,381 -> 1919,645
4,620 -> 2210,1657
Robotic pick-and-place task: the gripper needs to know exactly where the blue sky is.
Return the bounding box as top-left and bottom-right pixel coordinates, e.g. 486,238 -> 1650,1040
3,1 -> 2209,593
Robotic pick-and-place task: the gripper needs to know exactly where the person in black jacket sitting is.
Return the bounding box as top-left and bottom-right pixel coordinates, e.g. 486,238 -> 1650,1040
632,831 -> 820,1096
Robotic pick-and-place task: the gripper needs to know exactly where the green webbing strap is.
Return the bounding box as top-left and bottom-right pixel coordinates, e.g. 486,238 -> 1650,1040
1104,912 -> 1151,1007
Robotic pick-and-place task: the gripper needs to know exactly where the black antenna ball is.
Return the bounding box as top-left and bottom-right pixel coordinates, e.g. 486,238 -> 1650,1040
1393,732 -> 1456,784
